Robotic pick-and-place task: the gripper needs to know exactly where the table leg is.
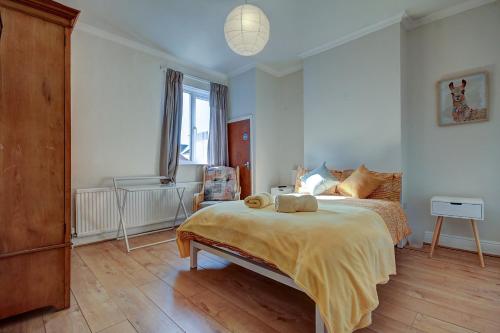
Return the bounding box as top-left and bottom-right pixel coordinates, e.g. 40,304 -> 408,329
114,187 -> 123,239
315,304 -> 326,333
470,220 -> 485,268
179,188 -> 189,219
174,187 -> 189,222
114,188 -> 131,252
190,241 -> 199,269
174,189 -> 182,223
429,216 -> 443,258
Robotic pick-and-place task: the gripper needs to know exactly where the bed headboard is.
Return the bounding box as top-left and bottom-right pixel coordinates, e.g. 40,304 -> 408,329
295,166 -> 402,202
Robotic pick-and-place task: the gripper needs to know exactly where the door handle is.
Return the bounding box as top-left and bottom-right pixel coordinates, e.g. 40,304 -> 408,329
244,161 -> 250,170
0,11 -> 3,42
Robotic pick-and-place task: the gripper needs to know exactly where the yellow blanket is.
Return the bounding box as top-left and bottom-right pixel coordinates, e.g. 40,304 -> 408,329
177,200 -> 396,333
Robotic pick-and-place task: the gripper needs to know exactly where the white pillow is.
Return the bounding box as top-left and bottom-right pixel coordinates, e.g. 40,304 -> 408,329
299,162 -> 340,195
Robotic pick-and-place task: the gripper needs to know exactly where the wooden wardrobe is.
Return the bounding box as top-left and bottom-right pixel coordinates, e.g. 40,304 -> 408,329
0,0 -> 79,319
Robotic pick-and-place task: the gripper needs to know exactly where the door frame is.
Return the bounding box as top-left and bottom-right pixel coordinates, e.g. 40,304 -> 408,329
227,115 -> 255,195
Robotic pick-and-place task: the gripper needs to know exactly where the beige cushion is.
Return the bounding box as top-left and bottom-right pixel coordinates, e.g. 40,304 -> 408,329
340,169 -> 402,201
337,165 -> 384,199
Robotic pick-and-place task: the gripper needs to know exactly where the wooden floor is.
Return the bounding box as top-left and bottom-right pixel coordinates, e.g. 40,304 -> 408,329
1,230 -> 499,333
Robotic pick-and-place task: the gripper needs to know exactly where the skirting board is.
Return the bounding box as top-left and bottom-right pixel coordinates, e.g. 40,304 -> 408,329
72,219 -> 185,246
424,231 -> 500,256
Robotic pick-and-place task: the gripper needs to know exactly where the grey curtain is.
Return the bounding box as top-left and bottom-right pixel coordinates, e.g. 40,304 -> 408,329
160,69 -> 183,182
208,82 -> 229,166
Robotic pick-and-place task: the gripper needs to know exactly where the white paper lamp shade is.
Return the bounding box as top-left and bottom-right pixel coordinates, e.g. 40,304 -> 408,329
224,4 -> 270,56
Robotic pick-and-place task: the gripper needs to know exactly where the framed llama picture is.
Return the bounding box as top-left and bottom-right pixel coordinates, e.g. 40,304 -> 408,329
437,71 -> 489,126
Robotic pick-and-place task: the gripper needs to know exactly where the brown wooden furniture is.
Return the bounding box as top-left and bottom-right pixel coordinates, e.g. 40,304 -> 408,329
228,118 -> 252,199
0,0 -> 79,319
193,166 -> 241,212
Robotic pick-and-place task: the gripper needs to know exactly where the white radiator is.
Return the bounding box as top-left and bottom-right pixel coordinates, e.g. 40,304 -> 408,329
75,182 -> 202,239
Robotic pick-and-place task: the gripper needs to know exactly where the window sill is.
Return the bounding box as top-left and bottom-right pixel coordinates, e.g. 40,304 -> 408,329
179,160 -> 207,166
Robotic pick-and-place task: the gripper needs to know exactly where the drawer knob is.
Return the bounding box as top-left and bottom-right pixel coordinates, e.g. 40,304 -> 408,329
450,202 -> 463,205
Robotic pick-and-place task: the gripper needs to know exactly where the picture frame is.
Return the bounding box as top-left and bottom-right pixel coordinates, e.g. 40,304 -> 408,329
436,70 -> 489,126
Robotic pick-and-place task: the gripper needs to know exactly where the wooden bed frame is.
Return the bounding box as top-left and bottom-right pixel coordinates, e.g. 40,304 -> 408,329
189,240 -> 328,333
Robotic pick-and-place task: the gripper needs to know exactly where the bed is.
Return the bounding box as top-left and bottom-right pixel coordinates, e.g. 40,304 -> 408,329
176,168 -> 411,333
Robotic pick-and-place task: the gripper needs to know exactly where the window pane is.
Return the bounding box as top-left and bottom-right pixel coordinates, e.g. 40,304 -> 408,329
194,98 -> 210,164
180,92 -> 191,161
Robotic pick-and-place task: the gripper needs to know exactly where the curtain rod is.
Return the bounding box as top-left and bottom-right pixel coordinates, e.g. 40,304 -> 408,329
160,65 -> 211,85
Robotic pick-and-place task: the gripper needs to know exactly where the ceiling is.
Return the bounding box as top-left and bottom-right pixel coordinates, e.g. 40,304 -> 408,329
60,0 -> 482,77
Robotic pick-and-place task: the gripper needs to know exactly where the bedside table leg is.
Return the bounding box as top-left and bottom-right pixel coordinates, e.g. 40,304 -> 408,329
429,216 -> 443,258
470,220 -> 485,268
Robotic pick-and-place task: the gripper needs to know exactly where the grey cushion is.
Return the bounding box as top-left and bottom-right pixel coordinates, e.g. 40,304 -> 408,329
300,162 -> 340,195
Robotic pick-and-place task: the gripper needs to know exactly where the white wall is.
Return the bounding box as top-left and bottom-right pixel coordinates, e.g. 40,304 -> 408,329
228,69 -> 258,193
72,30 -> 162,189
228,69 -> 256,120
228,69 -> 304,193
276,70 -> 304,185
71,27 -> 225,191
303,24 -> 403,172
405,2 -> 500,245
254,70 -> 280,193
301,2 -> 500,248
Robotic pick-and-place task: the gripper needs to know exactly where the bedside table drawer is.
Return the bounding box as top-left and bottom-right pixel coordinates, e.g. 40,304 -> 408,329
431,201 -> 483,220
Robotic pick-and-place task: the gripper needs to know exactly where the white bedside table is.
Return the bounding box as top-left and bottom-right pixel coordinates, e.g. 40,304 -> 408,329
430,196 -> 485,267
271,185 -> 294,197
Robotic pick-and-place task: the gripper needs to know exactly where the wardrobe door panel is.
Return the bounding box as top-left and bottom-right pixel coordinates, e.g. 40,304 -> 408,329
0,247 -> 67,319
0,5 -> 66,254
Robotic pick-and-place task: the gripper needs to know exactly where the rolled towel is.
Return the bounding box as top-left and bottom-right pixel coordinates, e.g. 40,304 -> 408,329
244,192 -> 274,208
275,194 -> 318,213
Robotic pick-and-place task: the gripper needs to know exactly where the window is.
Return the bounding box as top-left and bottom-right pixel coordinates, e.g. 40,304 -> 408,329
180,85 -> 210,164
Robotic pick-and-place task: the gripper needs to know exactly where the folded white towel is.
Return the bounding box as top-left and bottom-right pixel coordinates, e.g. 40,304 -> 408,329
275,194 -> 318,213
244,192 -> 274,208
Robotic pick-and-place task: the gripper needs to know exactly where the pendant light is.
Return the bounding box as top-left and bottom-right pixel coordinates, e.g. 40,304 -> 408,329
224,2 -> 270,56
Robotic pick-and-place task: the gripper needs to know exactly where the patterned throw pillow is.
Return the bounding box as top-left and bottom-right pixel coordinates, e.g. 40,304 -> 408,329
204,166 -> 237,201
299,162 -> 340,195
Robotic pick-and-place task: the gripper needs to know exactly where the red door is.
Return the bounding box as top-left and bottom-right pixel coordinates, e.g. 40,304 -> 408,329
228,119 -> 252,199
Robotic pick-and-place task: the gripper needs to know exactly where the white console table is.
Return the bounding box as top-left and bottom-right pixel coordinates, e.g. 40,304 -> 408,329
430,196 -> 485,267
113,176 -> 189,252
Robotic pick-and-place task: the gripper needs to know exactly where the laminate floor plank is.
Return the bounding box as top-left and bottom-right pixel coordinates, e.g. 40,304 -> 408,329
96,243 -> 158,287
377,284 -> 500,333
139,279 -> 229,333
154,237 -> 314,332
184,265 -> 315,333
96,321 -> 137,333
125,236 -> 282,332
404,246 -> 500,273
380,277 -> 500,324
368,312 -> 421,333
0,311 -> 46,333
125,246 -> 208,298
412,313 -> 479,333
42,293 -> 91,333
189,290 -> 281,333
396,251 -> 500,281
76,245 -> 182,333
3,234 -> 500,333
70,252 -> 126,332
372,300 -> 417,326
392,264 -> 500,305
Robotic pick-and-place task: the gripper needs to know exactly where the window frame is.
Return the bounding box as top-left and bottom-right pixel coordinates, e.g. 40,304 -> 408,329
181,85 -> 210,165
